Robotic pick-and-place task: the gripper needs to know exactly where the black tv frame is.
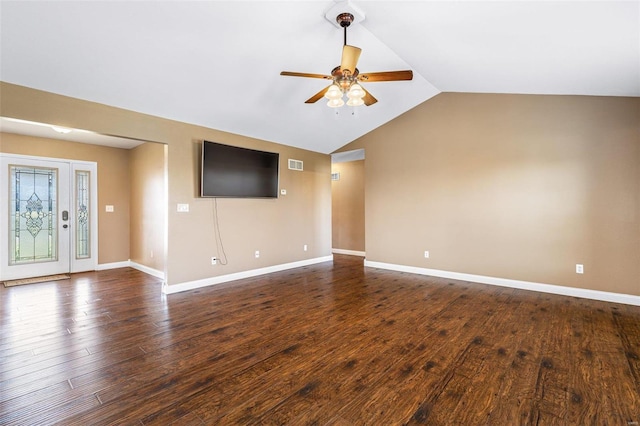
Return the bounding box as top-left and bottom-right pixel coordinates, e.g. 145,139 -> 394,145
200,141 -> 279,198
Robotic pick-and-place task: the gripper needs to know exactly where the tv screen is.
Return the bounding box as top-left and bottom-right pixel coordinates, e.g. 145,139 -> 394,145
201,141 -> 279,198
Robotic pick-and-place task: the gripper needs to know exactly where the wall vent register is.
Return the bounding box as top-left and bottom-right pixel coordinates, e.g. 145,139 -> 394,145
288,159 -> 303,171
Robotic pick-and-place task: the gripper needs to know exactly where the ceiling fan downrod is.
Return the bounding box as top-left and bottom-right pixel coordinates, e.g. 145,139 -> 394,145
336,13 -> 354,46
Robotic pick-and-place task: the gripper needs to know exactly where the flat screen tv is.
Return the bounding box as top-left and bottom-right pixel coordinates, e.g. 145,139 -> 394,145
201,141 -> 279,198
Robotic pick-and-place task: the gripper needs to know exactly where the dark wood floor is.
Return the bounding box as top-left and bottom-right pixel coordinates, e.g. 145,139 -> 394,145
1,255 -> 638,425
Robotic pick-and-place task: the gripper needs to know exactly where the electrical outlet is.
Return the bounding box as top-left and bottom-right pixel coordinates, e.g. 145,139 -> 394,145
576,264 -> 584,274
211,257 -> 217,265
424,251 -> 430,259
304,244 -> 308,251
150,250 -> 154,258
255,250 -> 260,259
105,205 -> 114,212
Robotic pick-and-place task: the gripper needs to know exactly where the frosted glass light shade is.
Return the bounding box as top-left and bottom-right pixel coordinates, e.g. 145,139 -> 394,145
347,97 -> 364,106
327,98 -> 345,108
347,83 -> 365,99
324,84 -> 343,100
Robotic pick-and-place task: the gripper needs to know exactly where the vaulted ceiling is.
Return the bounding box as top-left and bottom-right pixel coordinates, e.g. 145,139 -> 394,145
1,1 -> 638,154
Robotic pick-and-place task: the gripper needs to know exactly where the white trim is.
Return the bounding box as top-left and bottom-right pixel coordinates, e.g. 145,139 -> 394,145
163,255 -> 334,295
130,261 -> 165,280
364,260 -> 640,307
0,152 -> 97,167
96,261 -> 130,270
332,248 -> 366,257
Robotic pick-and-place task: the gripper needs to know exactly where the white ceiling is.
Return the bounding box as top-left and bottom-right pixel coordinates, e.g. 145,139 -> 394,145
1,1 -> 638,154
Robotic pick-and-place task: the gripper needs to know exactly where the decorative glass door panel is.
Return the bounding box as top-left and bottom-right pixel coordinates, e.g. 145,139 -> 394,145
9,165 -> 58,265
75,170 -> 90,259
70,163 -> 97,274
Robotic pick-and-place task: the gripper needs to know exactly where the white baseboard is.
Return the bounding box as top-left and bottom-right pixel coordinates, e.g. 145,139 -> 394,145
332,248 -> 366,257
364,260 -> 640,307
96,260 -> 165,280
163,255 -> 334,295
96,261 -> 130,271
130,261 -> 165,280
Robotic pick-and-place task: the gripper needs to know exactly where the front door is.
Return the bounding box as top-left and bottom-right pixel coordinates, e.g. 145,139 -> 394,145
0,154 -> 97,281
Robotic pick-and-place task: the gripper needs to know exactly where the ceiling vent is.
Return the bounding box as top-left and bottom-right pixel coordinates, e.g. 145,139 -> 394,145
288,159 -> 303,171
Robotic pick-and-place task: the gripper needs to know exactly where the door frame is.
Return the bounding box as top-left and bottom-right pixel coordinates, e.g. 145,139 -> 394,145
0,153 -> 98,280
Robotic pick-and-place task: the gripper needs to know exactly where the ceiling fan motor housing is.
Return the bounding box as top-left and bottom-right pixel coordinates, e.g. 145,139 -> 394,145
330,66 -> 359,91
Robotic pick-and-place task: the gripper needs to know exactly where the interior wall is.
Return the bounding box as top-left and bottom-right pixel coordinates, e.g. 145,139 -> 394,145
0,132 -> 131,264
336,93 -> 640,296
331,160 -> 365,252
129,142 -> 166,273
1,82 -> 332,287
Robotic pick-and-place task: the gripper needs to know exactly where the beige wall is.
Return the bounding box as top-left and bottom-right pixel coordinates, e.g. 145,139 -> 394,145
130,142 -> 166,273
332,160 -> 365,252
0,132 -> 130,264
0,82 -> 332,287
337,93 -> 640,296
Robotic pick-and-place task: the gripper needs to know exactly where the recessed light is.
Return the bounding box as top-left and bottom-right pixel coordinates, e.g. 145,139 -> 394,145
51,126 -> 72,134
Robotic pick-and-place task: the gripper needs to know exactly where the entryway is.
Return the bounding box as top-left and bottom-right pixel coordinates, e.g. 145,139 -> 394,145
0,154 -> 98,281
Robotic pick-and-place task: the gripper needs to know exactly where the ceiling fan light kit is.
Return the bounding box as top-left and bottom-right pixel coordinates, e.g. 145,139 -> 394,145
280,9 -> 413,109
324,81 -> 365,108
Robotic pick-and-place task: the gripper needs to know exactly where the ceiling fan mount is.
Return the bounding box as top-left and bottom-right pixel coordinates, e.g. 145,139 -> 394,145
280,11 -> 413,108
336,12 -> 354,28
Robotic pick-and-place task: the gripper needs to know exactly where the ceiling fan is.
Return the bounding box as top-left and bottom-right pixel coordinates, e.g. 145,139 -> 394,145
280,12 -> 413,108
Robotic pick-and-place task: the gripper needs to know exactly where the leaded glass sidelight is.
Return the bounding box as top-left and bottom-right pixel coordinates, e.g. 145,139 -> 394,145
75,170 -> 90,259
9,165 -> 58,264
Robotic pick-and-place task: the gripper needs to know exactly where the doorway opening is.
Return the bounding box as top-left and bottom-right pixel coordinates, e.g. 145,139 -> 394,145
0,117 -> 168,285
0,154 -> 98,280
331,148 -> 365,257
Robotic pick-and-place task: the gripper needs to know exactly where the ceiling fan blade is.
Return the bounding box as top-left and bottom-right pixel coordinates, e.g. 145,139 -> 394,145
340,45 -> 361,75
305,86 -> 332,104
358,70 -> 413,82
280,71 -> 333,80
362,88 -> 378,106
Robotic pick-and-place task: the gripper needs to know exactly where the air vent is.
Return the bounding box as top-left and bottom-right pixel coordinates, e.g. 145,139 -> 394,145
288,159 -> 303,171
331,172 -> 340,181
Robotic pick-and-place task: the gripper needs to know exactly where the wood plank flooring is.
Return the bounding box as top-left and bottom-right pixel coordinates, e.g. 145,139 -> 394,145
1,255 -> 638,425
